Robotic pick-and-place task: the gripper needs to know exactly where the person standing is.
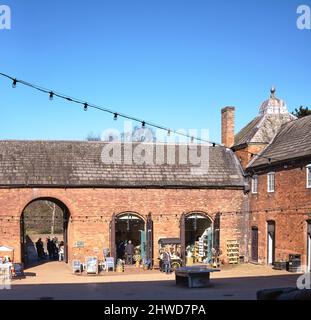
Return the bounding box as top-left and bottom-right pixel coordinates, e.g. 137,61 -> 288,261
47,238 -> 53,259
162,247 -> 172,274
35,238 -> 44,260
125,240 -> 135,265
52,237 -> 58,259
58,241 -> 64,262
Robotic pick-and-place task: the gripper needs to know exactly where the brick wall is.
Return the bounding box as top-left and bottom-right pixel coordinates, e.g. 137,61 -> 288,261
0,187 -> 247,265
235,144 -> 267,169
249,161 -> 311,270
221,107 -> 235,148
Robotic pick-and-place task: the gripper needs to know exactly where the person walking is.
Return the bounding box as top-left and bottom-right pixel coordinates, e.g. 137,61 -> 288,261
125,240 -> 135,265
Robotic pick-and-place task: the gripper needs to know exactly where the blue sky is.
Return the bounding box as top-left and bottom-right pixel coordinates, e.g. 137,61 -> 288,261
0,0 -> 310,142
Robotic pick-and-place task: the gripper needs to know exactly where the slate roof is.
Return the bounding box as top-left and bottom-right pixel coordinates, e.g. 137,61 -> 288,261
0,140 -> 245,188
234,116 -> 263,146
247,115 -> 311,168
234,113 -> 295,147
234,89 -> 296,148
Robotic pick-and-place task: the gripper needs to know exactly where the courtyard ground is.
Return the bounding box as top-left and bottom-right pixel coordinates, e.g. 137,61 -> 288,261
1,262 -> 301,300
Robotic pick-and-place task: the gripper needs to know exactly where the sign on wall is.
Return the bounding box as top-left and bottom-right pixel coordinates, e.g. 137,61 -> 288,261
74,241 -> 85,248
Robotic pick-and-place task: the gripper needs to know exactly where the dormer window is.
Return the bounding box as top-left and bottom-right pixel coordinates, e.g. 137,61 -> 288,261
267,172 -> 275,193
251,176 -> 258,194
307,165 -> 311,189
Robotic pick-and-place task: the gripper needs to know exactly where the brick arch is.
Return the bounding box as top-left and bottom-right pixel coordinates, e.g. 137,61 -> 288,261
21,196 -> 71,217
184,211 -> 214,223
19,194 -> 74,219
20,196 -> 72,265
180,211 -> 214,265
116,211 -> 147,223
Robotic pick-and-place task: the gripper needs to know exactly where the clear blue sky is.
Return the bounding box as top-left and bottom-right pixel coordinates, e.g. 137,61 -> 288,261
0,0 -> 310,142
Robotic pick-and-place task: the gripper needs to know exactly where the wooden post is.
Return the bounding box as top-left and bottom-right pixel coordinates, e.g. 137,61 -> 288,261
180,213 -> 186,266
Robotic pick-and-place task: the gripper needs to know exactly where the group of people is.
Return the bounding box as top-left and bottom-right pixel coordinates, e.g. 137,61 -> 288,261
116,240 -> 135,265
35,237 -> 64,262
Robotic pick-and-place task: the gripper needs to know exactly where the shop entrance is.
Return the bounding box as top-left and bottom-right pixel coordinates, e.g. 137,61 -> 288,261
20,198 -> 69,267
115,212 -> 147,263
181,213 -> 213,265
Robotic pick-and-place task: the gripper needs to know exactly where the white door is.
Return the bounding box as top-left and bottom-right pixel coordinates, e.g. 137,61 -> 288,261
268,233 -> 273,265
308,234 -> 311,272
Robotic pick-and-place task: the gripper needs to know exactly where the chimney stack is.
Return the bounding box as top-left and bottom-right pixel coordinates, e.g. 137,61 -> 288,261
221,106 -> 235,148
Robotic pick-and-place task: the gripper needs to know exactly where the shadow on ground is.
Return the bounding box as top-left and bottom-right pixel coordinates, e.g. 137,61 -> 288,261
2,274 -> 301,300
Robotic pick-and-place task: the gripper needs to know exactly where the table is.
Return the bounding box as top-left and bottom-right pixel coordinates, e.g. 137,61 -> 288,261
175,266 -> 220,288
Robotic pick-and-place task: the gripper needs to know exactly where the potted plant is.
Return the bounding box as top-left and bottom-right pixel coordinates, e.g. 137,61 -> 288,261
133,254 -> 141,267
116,259 -> 125,272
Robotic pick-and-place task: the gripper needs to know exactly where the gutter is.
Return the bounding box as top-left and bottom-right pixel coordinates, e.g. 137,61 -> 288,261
0,184 -> 246,190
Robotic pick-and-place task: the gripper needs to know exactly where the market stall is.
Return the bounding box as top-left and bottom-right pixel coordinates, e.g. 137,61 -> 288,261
0,245 -> 14,263
184,215 -> 213,266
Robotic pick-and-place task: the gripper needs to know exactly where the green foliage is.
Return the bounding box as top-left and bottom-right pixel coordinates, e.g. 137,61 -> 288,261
292,106 -> 311,118
86,132 -> 101,141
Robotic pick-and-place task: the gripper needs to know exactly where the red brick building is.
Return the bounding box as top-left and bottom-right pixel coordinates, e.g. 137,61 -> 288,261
233,88 -> 311,272
246,115 -> 311,272
0,140 -> 248,267
1,88 -> 309,273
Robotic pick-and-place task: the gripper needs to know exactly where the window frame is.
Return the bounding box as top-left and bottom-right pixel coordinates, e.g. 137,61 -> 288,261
307,165 -> 311,189
251,175 -> 258,194
267,172 -> 275,193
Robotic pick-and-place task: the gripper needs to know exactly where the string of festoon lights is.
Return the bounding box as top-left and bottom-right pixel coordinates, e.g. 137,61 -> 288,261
0,72 -> 280,163
0,205 -> 311,224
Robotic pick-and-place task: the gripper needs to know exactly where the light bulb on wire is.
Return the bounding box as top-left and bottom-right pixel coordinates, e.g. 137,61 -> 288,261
12,79 -> 17,88
49,92 -> 54,101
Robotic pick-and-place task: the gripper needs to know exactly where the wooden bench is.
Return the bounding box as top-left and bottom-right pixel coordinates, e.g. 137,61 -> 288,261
175,266 -> 220,288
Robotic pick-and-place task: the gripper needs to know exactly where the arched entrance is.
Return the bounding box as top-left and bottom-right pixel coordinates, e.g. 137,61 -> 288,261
180,212 -> 213,265
20,198 -> 70,267
110,212 -> 153,266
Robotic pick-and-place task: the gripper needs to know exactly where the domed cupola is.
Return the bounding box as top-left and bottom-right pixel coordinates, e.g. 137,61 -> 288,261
259,87 -> 289,115
233,87 -> 296,168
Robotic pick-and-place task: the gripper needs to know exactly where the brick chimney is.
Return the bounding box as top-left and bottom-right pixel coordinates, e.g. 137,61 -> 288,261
221,106 -> 235,148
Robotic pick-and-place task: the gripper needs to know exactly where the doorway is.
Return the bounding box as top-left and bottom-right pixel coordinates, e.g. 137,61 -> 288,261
267,221 -> 275,265
251,227 -> 259,263
182,213 -> 213,265
307,221 -> 311,272
20,198 -> 70,267
114,212 -> 146,263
